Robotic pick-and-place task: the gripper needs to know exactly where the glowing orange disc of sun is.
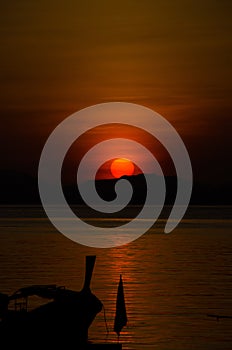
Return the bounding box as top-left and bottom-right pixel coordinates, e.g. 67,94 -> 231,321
110,158 -> 135,178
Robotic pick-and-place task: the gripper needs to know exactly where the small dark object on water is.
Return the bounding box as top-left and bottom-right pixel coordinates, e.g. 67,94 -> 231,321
207,314 -> 232,321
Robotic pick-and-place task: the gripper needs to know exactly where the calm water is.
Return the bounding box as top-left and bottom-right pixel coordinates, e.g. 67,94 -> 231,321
0,205 -> 232,349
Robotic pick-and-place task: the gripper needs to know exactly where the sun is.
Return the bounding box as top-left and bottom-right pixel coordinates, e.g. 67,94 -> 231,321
110,158 -> 135,179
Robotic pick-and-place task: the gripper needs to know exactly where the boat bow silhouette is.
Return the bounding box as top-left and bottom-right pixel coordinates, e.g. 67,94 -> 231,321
0,256 -> 103,348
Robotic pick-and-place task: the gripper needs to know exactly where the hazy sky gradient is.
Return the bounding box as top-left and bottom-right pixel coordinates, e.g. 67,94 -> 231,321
1,1 -> 231,185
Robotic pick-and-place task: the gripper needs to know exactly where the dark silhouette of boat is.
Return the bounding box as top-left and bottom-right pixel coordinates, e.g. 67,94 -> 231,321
0,256 -> 122,349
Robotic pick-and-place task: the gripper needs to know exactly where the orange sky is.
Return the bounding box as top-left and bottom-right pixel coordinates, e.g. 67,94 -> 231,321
1,1 -> 232,186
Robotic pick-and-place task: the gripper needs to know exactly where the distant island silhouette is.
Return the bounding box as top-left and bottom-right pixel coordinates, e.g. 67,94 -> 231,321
0,169 -> 231,205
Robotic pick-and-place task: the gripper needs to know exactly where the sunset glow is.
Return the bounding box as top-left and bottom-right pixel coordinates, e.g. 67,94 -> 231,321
110,158 -> 135,178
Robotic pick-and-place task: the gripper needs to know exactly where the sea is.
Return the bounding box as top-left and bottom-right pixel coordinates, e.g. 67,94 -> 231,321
0,205 -> 232,350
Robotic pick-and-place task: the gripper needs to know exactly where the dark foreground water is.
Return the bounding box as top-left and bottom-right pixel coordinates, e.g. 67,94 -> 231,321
0,205 -> 232,349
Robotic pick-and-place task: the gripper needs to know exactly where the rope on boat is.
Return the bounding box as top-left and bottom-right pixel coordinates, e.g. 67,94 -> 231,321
103,304 -> 109,335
